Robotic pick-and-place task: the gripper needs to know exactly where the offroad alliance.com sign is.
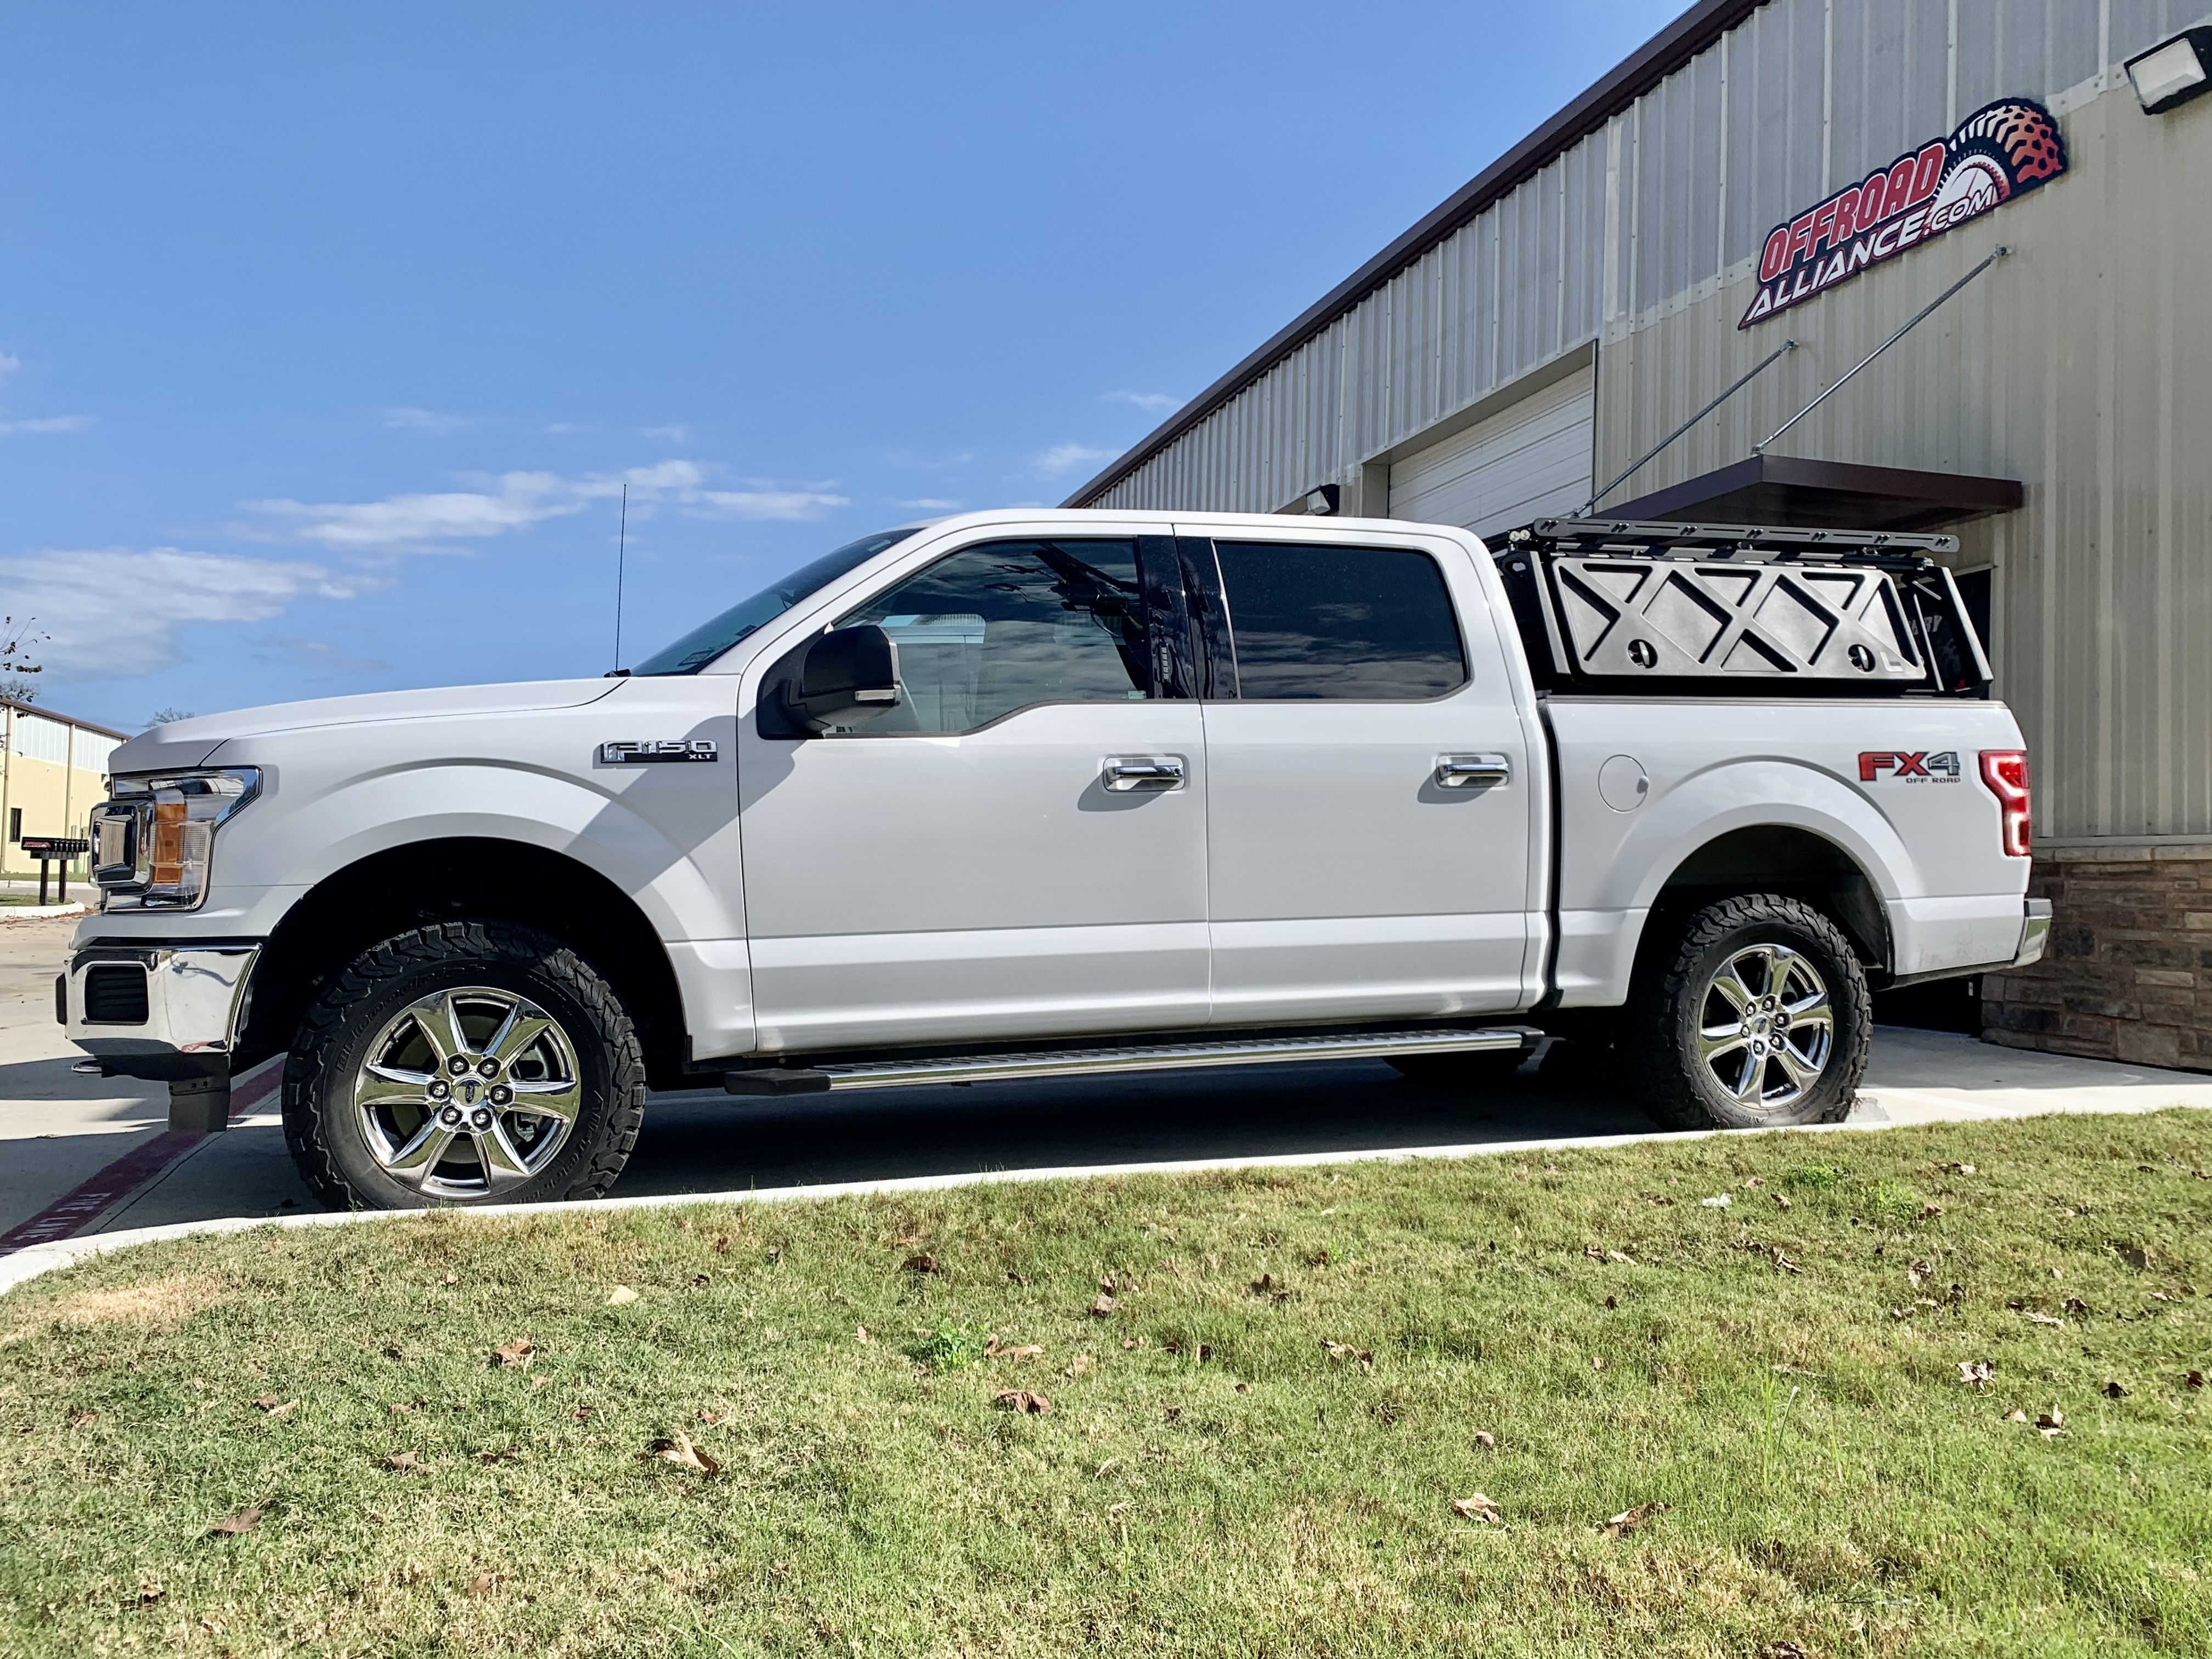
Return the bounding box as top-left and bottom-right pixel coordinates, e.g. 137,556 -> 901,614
1738,98 -> 2067,329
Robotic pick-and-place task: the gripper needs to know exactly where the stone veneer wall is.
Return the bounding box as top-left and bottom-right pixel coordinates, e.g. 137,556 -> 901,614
1981,844 -> 2212,1072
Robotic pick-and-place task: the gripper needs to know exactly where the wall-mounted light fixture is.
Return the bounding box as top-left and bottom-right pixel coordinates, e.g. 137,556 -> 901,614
2126,27 -> 2211,115
1302,484 -> 1340,516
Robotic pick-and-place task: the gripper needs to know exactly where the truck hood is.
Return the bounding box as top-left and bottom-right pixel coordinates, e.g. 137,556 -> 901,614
108,679 -> 623,773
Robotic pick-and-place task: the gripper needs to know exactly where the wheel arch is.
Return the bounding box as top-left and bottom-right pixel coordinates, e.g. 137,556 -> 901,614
237,836 -> 693,1088
1630,823 -> 1893,995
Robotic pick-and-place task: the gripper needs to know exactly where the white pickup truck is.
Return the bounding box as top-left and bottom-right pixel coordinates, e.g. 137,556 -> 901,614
61,510 -> 2047,1209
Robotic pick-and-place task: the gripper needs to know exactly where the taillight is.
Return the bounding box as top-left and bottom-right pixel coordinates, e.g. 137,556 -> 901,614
1979,750 -> 2031,857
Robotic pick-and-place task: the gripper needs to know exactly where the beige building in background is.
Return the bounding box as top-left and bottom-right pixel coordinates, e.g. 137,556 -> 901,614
1070,0 -> 2212,1069
1,698 -> 127,882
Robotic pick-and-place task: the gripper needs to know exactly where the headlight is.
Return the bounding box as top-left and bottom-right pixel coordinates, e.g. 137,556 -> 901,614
92,768 -> 262,910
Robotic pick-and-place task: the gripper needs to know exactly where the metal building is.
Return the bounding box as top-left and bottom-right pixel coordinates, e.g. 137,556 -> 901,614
1068,0 -> 2212,1070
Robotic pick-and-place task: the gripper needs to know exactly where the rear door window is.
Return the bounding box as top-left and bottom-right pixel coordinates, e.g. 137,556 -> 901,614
1211,540 -> 1468,700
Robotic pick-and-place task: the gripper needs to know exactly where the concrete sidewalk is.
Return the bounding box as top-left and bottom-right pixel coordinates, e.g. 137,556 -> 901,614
8,910 -> 2211,1254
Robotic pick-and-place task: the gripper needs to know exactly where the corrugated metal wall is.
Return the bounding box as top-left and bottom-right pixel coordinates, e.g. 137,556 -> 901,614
1088,0 -> 2211,839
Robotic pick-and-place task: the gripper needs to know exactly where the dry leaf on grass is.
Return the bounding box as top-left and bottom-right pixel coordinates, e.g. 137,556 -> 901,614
66,1409 -> 97,1429
383,1451 -> 422,1472
1088,1294 -> 1117,1318
1233,1381 -> 1252,1394
442,1272 -> 459,1286
1957,1360 -> 1996,1390
1069,1355 -> 1097,1377
1321,1339 -> 1374,1371
1162,1339 -> 1211,1362
1772,1193 -> 1792,1210
992,1389 -> 1051,1415
2117,1244 -> 2151,1271
467,1572 -> 496,1597
901,1252 -> 940,1275
2185,1370 -> 2205,1390
1598,1502 -> 1671,1537
695,1408 -> 736,1427
605,1285 -> 639,1306
206,1505 -> 263,1537
1583,1245 -> 1635,1265
1941,1162 -> 1977,1175
854,1325 -> 871,1345
2103,1380 -> 2129,1399
2005,1408 -> 2028,1423
1764,1643 -> 1810,1659
985,1338 -> 1043,1361
252,1397 -> 299,1420
1474,1430 -> 1496,1449
2021,1311 -> 2065,1328
1451,1493 -> 1502,1523
1249,1273 -> 1290,1301
491,1339 -> 535,1369
2036,1408 -> 2064,1438
644,1432 -> 721,1475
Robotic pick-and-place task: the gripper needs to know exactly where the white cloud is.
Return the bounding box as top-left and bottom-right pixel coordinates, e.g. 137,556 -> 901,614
249,472 -> 585,552
692,488 -> 848,520
385,407 -> 470,433
1105,391 -> 1183,414
0,548 -> 364,678
640,424 -> 689,442
252,634 -> 387,673
1036,442 -> 1117,479
898,498 -> 962,511
249,458 -> 848,550
0,353 -> 20,379
0,415 -> 95,435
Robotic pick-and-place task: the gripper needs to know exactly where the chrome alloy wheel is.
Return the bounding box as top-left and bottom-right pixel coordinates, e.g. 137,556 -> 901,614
1695,943 -> 1835,1111
352,986 -> 583,1199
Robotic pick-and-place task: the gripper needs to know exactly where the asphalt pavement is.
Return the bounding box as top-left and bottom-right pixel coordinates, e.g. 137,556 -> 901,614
8,910 -> 2211,1245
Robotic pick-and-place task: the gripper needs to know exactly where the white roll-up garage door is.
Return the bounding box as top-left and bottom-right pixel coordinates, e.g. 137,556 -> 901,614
1387,365 -> 1594,539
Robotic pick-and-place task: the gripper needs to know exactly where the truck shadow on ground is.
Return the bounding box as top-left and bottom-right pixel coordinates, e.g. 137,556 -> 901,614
616,1056 -> 1658,1197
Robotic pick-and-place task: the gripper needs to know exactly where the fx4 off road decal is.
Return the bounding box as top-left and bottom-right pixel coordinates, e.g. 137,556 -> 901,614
1860,751 -> 1963,783
1740,98 -> 2067,329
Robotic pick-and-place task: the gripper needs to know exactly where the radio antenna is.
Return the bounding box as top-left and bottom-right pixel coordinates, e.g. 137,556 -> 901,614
613,482 -> 628,670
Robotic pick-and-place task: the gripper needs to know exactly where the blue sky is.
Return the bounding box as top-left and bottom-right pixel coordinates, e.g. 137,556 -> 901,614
2,1 -> 1677,733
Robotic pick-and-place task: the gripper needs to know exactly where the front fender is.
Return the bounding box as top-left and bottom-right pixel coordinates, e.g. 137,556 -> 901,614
207,759 -> 741,943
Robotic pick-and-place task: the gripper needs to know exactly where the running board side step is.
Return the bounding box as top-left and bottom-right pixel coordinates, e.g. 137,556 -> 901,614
724,1025 -> 1541,1096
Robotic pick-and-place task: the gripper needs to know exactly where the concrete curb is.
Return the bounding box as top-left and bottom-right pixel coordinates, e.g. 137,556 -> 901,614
0,903 -> 86,922
0,1103 -> 1957,1299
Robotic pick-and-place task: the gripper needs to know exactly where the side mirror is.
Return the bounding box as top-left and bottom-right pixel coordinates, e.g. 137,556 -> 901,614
783,624 -> 901,733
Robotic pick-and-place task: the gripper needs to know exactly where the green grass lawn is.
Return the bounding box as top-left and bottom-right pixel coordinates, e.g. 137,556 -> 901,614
3,1110 -> 2209,1658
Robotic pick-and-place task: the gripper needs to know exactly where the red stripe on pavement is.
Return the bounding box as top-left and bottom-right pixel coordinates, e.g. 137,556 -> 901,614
0,1062 -> 283,1259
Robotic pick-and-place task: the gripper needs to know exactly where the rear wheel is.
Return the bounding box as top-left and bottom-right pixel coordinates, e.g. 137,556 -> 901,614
1630,894 -> 1869,1130
284,921 -> 645,1210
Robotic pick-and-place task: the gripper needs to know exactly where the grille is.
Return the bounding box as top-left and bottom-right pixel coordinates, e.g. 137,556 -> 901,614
82,964 -> 150,1025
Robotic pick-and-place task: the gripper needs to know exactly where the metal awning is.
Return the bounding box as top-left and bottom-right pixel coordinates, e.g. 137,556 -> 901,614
1606,455 -> 2022,532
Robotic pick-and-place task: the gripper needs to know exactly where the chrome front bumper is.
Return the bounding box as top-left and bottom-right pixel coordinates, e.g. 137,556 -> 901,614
2010,898 -> 2053,969
59,941 -> 262,1081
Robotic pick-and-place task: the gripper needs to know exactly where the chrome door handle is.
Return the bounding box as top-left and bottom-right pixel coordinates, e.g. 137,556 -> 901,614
1103,756 -> 1186,792
1435,753 -> 1511,789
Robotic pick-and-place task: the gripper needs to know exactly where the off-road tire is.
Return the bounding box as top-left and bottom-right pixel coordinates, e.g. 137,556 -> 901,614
1387,1047 -> 1531,1088
1629,893 -> 1870,1131
284,921 -> 646,1210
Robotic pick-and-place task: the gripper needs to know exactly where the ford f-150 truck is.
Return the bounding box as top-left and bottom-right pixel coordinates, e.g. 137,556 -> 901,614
60,510 -> 2049,1210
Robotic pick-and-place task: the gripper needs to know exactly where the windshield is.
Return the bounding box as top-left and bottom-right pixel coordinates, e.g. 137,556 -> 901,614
627,529 -> 922,676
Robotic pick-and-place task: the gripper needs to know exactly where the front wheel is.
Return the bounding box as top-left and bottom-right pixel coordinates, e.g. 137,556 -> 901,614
283,921 -> 646,1210
1629,894 -> 1870,1131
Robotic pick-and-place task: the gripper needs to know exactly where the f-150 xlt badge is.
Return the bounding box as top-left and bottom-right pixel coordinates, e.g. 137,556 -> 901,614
599,740 -> 719,764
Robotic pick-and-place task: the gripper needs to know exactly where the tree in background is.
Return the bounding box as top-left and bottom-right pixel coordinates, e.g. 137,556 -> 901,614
1,615 -> 43,705
146,708 -> 198,727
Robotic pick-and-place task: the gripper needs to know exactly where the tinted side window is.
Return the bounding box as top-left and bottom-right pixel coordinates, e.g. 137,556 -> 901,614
1213,541 -> 1468,701
839,539 -> 1148,733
